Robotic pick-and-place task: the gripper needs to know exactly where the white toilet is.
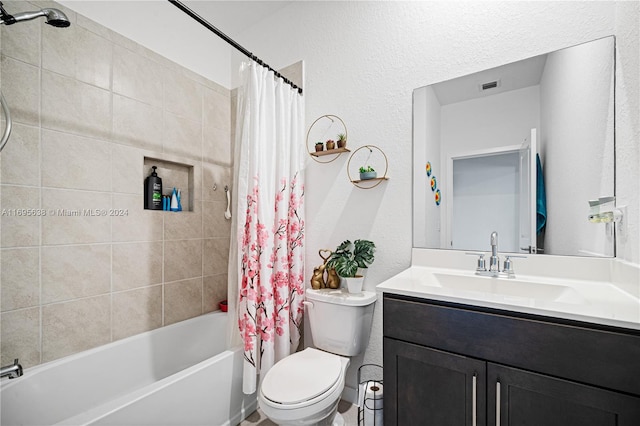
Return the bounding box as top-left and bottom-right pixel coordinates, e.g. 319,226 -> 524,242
258,288 -> 377,426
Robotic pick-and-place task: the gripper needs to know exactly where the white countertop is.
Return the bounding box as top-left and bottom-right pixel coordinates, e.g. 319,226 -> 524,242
377,265 -> 640,331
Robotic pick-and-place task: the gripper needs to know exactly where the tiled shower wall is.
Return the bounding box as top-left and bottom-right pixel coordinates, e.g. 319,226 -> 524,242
0,1 -> 232,368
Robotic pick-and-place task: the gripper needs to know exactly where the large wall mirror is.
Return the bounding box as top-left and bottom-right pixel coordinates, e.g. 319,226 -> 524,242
413,36 -> 615,257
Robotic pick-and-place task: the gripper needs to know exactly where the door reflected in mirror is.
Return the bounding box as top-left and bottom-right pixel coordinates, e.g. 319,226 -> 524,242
413,36 -> 615,257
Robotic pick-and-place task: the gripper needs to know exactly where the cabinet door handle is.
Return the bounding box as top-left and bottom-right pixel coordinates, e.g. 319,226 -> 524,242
472,373 -> 477,426
496,380 -> 501,426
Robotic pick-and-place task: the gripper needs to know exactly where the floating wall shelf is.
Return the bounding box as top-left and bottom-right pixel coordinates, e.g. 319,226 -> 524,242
306,114 -> 349,164
310,147 -> 351,158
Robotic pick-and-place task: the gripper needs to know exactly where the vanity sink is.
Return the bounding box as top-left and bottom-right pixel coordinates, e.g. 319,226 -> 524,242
432,273 -> 585,304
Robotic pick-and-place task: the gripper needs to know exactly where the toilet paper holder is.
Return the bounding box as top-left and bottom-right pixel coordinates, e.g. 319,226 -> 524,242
357,364 -> 383,425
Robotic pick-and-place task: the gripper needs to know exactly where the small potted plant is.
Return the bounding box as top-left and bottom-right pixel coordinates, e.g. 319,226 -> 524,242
326,139 -> 336,150
315,141 -> 324,152
337,133 -> 347,149
359,166 -> 377,180
326,239 -> 376,293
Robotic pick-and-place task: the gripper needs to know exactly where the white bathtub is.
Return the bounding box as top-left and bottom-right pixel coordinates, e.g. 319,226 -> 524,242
1,311 -> 256,426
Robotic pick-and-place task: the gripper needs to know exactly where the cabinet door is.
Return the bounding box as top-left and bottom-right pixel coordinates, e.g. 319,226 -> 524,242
384,337 -> 486,426
488,363 -> 640,426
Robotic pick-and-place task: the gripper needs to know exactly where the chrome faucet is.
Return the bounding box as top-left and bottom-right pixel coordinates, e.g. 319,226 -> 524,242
467,231 -> 525,278
1,358 -> 23,379
489,231 -> 500,273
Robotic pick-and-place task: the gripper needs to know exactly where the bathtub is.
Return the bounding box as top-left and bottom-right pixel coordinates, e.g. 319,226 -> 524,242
1,311 -> 256,426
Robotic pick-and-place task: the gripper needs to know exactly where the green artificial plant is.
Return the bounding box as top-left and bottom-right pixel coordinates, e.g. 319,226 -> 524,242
326,239 -> 376,277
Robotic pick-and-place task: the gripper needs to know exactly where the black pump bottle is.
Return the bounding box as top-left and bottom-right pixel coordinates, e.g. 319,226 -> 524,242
144,166 -> 163,210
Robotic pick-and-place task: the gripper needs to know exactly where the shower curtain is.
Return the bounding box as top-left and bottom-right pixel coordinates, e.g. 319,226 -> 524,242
228,61 -> 305,395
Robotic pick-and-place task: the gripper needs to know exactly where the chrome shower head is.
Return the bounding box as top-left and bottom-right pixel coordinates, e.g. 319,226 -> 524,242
0,2 -> 70,28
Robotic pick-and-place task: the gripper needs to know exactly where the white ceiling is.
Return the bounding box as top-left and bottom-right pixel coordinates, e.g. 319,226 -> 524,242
184,1 -> 293,38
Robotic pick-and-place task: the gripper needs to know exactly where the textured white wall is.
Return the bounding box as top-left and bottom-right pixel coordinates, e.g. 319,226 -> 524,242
235,0 -> 638,397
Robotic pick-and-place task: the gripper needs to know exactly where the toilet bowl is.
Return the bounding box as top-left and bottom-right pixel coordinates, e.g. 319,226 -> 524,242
258,348 -> 349,426
258,289 -> 377,426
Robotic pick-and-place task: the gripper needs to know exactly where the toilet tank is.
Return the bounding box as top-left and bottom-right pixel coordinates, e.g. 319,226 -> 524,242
305,288 -> 377,357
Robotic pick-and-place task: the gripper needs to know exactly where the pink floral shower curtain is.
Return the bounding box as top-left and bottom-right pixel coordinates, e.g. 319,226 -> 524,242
231,61 -> 305,395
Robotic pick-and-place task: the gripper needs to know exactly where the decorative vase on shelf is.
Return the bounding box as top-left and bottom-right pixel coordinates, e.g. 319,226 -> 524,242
315,143 -> 324,152
337,133 -> 347,149
326,140 -> 335,150
360,171 -> 377,180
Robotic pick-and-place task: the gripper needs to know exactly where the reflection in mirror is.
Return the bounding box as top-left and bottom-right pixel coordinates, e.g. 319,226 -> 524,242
413,36 -> 615,257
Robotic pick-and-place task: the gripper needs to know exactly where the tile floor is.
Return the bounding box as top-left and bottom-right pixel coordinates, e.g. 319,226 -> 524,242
240,400 -> 360,425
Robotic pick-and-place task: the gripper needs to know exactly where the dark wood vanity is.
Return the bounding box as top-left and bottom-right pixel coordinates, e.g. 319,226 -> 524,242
383,293 -> 640,425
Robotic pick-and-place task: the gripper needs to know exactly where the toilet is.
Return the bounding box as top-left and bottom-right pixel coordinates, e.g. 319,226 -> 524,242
258,288 -> 377,426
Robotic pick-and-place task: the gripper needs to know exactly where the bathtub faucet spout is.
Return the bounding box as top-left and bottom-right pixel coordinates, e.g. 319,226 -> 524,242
1,358 -> 23,379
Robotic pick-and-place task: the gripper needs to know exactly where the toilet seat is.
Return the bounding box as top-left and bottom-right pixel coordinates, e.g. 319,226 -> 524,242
261,348 -> 342,407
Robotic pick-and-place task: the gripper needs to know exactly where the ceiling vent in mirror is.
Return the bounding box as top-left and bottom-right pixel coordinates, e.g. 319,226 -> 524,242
480,79 -> 501,91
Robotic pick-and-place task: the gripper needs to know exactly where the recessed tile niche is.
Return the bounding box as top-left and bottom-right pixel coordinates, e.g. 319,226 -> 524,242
143,157 -> 195,212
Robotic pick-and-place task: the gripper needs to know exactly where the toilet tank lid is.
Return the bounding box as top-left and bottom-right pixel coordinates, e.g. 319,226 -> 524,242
305,288 -> 377,306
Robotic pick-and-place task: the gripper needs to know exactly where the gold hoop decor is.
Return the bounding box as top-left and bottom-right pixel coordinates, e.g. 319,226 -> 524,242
347,145 -> 389,189
306,114 -> 349,164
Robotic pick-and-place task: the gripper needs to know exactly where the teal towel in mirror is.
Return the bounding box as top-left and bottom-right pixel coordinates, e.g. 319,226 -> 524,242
536,154 -> 547,234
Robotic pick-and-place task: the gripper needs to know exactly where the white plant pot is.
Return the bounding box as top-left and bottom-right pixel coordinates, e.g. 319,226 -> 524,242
343,275 -> 365,294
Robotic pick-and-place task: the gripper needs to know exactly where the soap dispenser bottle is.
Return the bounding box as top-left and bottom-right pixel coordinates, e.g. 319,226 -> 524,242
144,166 -> 163,210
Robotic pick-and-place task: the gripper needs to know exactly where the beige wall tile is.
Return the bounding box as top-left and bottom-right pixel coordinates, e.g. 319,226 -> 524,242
164,277 -> 202,325
162,112 -> 202,161
113,45 -> 163,107
203,274 -> 227,314
1,308 -> 40,368
41,70 -> 111,140
279,61 -> 304,90
202,164 -> 231,202
1,55 -> 40,126
113,95 -> 163,151
42,295 -> 111,362
112,285 -> 162,340
164,203 -> 202,241
0,123 -> 40,186
203,125 -> 231,166
0,2 -> 41,66
0,1 -> 234,369
41,188 -> 111,245
112,242 -> 162,291
203,238 -> 230,277
43,21 -> 111,89
203,87 -> 230,131
74,26 -> 112,89
1,248 -> 40,311
111,194 -> 163,242
41,244 -> 111,304
41,130 -> 111,191
163,239 -> 202,282
203,201 -> 231,238
76,14 -> 113,41
112,144 -> 148,195
163,68 -> 203,122
0,185 -> 40,247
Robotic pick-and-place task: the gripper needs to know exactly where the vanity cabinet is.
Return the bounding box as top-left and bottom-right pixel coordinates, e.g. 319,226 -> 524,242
383,294 -> 640,425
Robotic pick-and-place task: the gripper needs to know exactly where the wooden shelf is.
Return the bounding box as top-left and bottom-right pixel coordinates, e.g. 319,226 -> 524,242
310,147 -> 350,157
351,176 -> 390,184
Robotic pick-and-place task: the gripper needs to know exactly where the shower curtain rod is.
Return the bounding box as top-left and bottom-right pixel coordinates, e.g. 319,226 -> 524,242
168,0 -> 302,95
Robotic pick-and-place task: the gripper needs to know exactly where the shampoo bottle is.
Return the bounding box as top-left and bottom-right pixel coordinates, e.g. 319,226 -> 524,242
144,166 -> 162,210
170,187 -> 178,212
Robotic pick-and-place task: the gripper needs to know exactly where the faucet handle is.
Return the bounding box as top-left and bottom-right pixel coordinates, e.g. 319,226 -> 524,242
503,255 -> 526,277
465,252 -> 486,271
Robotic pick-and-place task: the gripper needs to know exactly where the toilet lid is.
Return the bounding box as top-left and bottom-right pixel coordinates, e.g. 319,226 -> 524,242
262,348 -> 342,405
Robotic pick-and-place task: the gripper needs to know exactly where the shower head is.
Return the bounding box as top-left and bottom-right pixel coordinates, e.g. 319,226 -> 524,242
0,2 -> 70,28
